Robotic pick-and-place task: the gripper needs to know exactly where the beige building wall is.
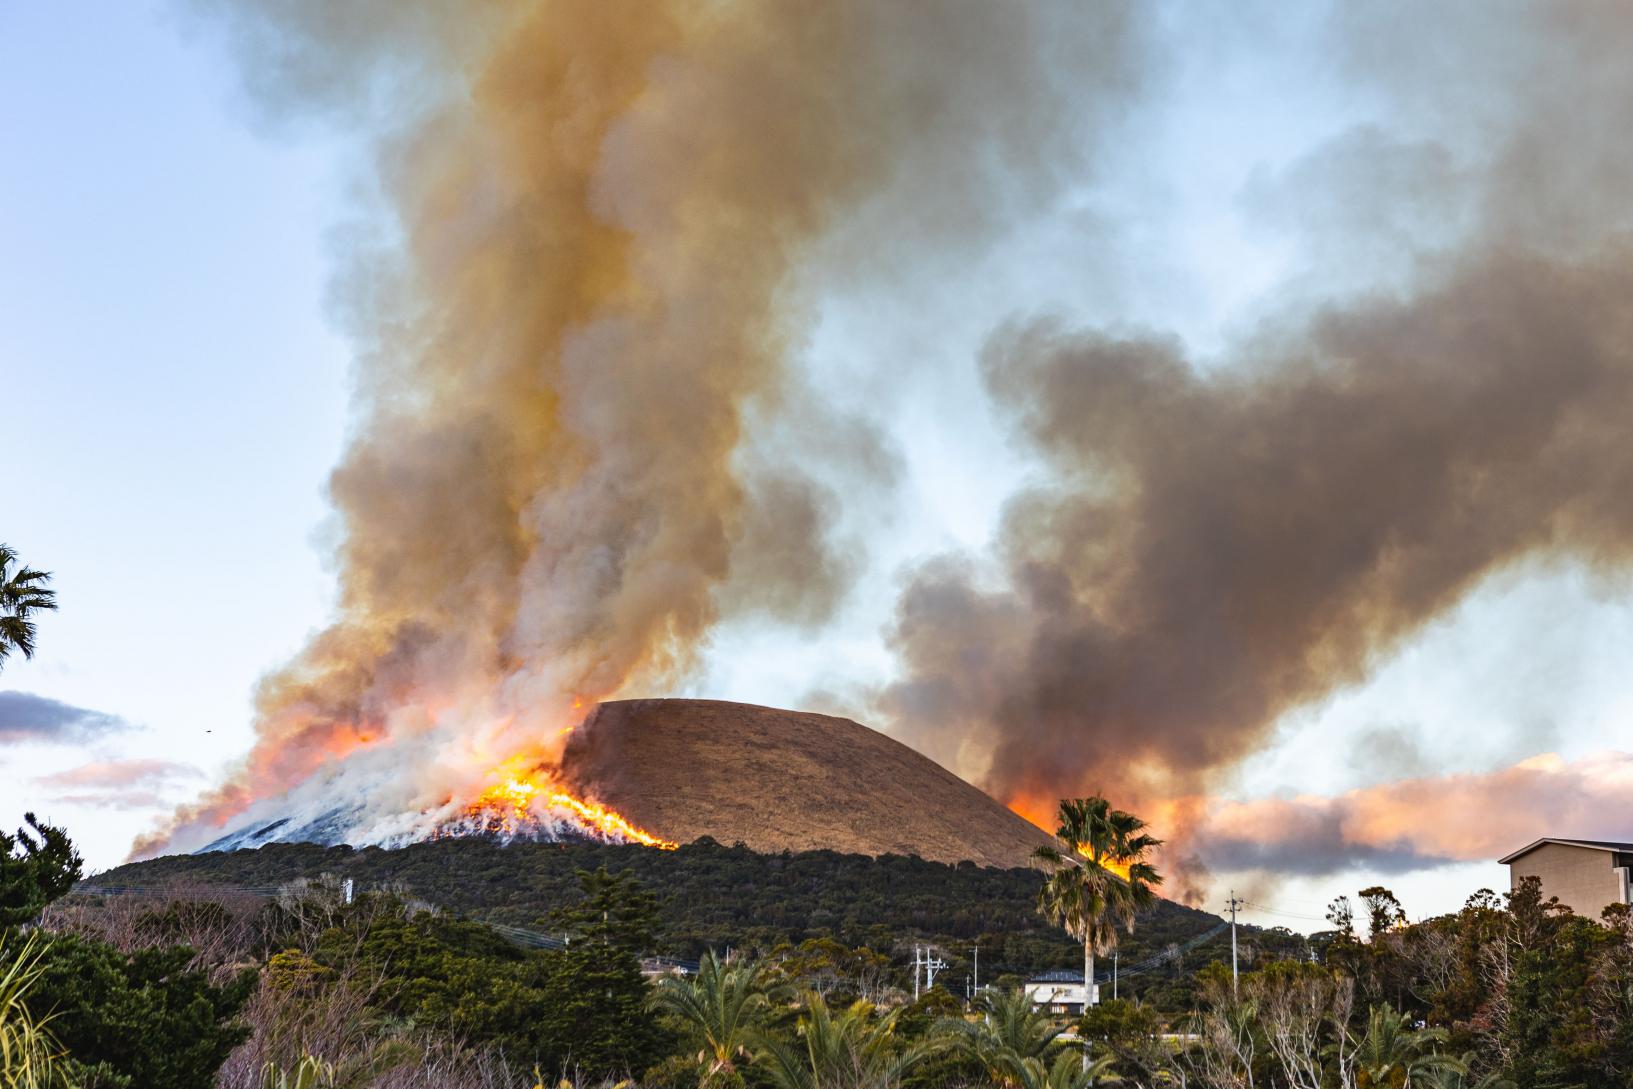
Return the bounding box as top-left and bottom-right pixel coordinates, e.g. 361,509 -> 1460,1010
1508,842 -> 1629,917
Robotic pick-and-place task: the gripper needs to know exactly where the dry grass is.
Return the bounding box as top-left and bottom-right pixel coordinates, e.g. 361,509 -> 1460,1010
563,698 -> 1055,868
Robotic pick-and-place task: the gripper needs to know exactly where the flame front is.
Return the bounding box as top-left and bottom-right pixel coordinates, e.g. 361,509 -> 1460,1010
461,766 -> 677,850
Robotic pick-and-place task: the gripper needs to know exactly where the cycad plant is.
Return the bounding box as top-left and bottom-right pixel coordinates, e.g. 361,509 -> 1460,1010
653,952 -> 779,1088
944,986 -> 1069,1086
992,1050 -> 1120,1089
1414,1055 -> 1515,1089
0,934 -> 62,1089
757,992 -> 932,1089
1335,1005 -> 1463,1088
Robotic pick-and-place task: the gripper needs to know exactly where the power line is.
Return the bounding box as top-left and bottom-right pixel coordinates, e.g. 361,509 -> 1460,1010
1240,901 -> 1331,923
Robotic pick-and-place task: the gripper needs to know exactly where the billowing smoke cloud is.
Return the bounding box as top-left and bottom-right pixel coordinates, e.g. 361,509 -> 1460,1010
883,248 -> 1633,807
879,3 -> 1633,832
143,1 -> 1154,855
1182,751 -> 1633,877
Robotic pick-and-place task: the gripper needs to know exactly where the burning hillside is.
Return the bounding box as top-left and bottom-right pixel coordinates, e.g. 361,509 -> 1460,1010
188,699 -> 1052,870
141,0 -> 1633,888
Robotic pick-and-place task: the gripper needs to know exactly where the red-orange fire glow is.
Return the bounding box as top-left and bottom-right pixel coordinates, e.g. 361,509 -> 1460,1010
462,770 -> 677,849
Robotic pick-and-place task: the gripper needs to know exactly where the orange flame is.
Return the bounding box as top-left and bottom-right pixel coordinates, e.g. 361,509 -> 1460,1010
462,768 -> 677,850
1079,849 -> 1134,881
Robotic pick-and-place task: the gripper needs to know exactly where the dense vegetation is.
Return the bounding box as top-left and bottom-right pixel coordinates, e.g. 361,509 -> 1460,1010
4,810 -> 1631,1087
95,836 -> 1253,1002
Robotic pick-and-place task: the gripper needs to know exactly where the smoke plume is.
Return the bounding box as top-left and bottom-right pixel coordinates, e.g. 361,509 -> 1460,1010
879,3 -> 1633,829
144,1 -> 1151,854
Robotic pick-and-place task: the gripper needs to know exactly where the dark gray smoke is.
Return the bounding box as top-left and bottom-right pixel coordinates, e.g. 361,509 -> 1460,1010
880,3 -> 1633,828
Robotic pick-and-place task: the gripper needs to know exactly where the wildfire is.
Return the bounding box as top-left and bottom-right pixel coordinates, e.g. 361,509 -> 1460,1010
1080,850 -> 1134,881
460,769 -> 677,850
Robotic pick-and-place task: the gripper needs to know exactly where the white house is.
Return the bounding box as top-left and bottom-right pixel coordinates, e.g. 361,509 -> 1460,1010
1024,969 -> 1099,1015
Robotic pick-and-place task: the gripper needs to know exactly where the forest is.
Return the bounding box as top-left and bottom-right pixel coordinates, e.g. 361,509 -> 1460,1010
93,834 -> 1263,1004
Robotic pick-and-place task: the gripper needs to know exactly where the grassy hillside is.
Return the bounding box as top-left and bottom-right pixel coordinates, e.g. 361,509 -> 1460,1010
94,836 -> 1297,1009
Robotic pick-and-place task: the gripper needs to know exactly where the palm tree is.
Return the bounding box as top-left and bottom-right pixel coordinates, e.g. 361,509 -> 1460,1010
0,546 -> 56,669
1033,797 -> 1162,1045
653,952 -> 779,1088
756,991 -> 934,1089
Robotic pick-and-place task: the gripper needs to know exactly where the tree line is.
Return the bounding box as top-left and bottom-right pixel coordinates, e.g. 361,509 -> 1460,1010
7,800 -> 1633,1086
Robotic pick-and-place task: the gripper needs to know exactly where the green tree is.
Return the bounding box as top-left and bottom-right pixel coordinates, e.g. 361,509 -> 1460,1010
3,819 -> 248,1089
1033,797 -> 1162,1033
1078,998 -> 1172,1083
310,906 -> 555,1062
0,545 -> 56,668
0,813 -> 81,931
1358,887 -> 1406,941
546,866 -> 669,1077
653,951 -> 778,1088
30,936 -> 252,1089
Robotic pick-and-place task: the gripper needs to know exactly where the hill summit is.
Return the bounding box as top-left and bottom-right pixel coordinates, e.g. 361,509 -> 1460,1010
560,698 -> 1054,869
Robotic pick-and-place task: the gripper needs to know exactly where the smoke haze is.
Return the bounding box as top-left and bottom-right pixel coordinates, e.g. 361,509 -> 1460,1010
144,0 -> 1153,854
878,3 -> 1633,876
142,1 -> 1633,896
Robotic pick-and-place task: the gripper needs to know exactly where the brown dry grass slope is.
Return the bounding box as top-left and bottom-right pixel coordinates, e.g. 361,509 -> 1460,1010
561,698 -> 1056,869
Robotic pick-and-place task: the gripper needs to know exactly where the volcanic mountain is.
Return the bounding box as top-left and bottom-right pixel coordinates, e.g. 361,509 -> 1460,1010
558,699 -> 1056,868
195,699 -> 1056,869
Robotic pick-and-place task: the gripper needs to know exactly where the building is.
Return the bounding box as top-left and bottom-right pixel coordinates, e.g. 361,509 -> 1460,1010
1499,838 -> 1633,917
1024,969 -> 1098,1015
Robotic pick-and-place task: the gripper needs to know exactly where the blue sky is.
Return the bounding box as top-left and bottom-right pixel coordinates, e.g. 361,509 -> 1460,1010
2,0 -> 347,848
6,2 -> 1633,928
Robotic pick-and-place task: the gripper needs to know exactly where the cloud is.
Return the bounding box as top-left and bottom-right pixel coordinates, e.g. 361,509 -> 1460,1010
0,691 -> 130,745
1179,750 -> 1633,877
34,759 -> 202,810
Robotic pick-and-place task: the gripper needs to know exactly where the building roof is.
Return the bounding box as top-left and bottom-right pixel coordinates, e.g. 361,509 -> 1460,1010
1027,969 -> 1085,984
1498,838 -> 1633,865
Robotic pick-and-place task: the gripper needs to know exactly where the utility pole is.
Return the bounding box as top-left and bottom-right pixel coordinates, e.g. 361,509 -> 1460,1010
913,945 -> 921,1000
1112,950 -> 1118,1001
925,950 -> 948,991
1227,891 -> 1244,999
972,942 -> 979,996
